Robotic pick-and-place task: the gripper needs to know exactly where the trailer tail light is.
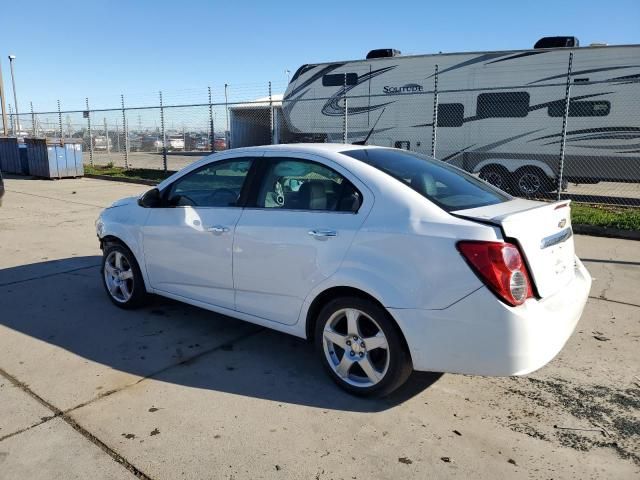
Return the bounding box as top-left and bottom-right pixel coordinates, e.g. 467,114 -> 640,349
457,241 -> 533,306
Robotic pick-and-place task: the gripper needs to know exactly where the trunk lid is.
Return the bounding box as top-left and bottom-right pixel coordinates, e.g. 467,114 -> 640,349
453,199 -> 575,298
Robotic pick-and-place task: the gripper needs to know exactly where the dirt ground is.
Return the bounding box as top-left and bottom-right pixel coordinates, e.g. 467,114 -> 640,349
0,175 -> 638,479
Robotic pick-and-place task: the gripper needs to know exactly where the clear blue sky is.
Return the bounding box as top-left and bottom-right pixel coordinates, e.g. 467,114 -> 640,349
1,0 -> 638,111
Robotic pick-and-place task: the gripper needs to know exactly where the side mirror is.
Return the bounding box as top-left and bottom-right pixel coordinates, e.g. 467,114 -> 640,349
138,188 -> 162,208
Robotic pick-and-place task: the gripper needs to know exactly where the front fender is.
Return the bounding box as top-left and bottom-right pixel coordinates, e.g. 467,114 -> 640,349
97,206 -> 151,287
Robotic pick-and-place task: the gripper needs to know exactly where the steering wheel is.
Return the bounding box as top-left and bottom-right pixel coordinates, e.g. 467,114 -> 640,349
208,188 -> 239,206
174,194 -> 196,206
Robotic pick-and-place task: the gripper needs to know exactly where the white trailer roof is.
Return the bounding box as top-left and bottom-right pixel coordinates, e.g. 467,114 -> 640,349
229,94 -> 283,110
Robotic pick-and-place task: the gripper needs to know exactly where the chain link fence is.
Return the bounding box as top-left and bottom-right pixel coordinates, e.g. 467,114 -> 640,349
3,53 -> 639,207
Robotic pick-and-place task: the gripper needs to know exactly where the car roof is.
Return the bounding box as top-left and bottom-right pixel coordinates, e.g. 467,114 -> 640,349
156,143 -> 390,192
224,143 -> 381,156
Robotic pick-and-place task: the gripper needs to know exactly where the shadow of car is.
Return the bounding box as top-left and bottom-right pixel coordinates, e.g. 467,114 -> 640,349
0,256 -> 441,412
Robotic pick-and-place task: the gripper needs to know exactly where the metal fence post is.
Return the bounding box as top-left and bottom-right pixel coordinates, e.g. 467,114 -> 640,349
557,52 -> 573,200
159,91 -> 167,172
85,98 -> 93,166
30,101 -> 36,136
224,83 -> 229,148
431,64 -> 439,158
269,81 -> 274,145
104,117 -> 110,154
208,86 -> 214,153
121,94 -> 129,169
57,100 -> 63,145
342,73 -> 348,144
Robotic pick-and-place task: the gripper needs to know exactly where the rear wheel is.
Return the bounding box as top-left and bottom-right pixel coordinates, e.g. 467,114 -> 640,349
315,297 -> 412,397
479,165 -> 510,192
101,243 -> 147,309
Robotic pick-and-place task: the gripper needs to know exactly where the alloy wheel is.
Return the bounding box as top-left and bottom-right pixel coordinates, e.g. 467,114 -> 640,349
103,251 -> 135,303
322,308 -> 390,388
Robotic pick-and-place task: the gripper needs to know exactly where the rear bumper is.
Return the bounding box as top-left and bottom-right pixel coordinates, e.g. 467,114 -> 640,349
390,257 -> 591,376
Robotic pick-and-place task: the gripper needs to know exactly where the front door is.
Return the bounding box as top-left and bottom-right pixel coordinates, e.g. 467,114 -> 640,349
233,154 -> 371,325
142,158 -> 254,309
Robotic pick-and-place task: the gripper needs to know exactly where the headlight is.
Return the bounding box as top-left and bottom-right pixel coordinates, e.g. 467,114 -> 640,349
95,216 -> 105,237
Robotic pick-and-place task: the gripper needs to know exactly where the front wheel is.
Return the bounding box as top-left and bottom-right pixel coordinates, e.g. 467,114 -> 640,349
101,243 -> 147,309
315,297 -> 412,397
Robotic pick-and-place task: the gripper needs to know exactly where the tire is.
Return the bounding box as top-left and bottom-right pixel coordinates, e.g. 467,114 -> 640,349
315,296 -> 412,397
513,167 -> 552,197
479,165 -> 510,192
101,242 -> 148,309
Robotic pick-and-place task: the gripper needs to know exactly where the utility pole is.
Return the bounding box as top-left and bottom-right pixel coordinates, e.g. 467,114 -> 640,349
8,103 -> 13,133
0,60 -> 8,135
8,55 -> 19,134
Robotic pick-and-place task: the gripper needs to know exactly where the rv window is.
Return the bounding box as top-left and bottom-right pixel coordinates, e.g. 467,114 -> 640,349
322,73 -> 358,87
290,64 -> 314,83
476,92 -> 530,118
437,103 -> 464,127
548,100 -> 610,117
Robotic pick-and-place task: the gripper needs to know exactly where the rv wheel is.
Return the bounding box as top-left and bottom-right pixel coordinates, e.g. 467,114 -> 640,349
513,167 -> 552,197
479,166 -> 510,192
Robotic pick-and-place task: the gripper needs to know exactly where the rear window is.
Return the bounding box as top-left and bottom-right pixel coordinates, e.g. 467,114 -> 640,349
341,148 -> 509,211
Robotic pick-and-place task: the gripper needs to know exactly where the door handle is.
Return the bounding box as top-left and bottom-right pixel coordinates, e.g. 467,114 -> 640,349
206,225 -> 230,234
308,229 -> 337,238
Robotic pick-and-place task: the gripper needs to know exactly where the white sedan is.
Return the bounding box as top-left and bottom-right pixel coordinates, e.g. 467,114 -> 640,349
96,144 -> 591,396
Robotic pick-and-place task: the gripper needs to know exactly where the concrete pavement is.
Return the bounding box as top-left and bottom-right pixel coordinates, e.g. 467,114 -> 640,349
0,176 -> 638,479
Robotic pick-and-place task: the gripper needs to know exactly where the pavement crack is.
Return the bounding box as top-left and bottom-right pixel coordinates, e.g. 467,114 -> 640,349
138,327 -> 266,383
0,366 -> 154,479
0,264 -> 100,287
589,295 -> 640,309
63,327 -> 266,416
5,189 -> 106,209
0,414 -> 62,443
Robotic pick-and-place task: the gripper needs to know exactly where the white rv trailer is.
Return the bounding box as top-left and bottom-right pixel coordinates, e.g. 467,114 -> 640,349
282,39 -> 640,195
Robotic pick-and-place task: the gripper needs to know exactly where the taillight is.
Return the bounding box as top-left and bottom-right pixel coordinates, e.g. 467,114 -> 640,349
457,241 -> 533,306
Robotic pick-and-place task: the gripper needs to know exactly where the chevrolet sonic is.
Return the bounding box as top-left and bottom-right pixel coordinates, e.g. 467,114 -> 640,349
96,144 -> 591,396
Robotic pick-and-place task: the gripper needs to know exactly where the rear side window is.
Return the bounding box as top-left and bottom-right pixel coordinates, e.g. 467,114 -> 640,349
342,148 -> 509,211
477,92 -> 530,118
254,158 -> 362,212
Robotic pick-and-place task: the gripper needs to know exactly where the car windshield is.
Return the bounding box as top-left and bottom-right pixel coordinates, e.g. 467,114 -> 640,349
341,148 -> 509,211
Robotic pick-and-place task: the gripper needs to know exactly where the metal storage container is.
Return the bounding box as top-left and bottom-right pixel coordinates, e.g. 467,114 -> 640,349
0,137 -> 22,174
25,138 -> 84,179
18,144 -> 29,174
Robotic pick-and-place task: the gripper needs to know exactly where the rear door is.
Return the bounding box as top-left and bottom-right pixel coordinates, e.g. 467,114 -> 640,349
233,153 -> 372,325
